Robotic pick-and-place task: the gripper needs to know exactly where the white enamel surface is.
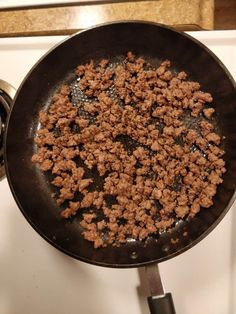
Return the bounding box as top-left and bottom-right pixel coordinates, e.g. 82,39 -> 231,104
0,30 -> 235,314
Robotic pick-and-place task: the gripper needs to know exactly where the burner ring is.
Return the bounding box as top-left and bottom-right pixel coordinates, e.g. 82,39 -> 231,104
0,115 -> 2,140
0,80 -> 16,180
0,93 -> 10,180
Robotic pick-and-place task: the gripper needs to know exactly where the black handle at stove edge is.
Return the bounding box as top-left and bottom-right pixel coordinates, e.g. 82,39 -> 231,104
0,79 -> 16,102
148,293 -> 176,314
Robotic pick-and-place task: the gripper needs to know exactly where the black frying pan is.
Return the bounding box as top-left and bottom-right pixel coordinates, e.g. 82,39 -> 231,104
3,21 -> 236,314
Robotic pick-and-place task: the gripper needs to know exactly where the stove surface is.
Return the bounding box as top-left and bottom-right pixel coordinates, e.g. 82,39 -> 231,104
0,31 -> 235,314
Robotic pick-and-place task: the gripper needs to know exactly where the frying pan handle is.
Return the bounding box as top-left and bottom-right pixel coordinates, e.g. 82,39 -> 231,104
148,293 -> 176,314
145,264 -> 176,314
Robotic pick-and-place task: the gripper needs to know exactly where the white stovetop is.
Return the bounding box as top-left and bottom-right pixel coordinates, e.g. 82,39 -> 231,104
0,30 -> 235,314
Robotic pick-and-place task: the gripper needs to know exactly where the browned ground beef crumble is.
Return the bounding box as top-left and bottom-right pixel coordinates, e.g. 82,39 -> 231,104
32,52 -> 226,248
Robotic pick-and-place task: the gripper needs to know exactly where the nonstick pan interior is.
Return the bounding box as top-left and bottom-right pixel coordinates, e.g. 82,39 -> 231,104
4,21 -> 236,267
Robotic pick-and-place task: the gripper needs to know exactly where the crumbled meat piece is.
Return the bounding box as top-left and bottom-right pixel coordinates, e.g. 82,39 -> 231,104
127,51 -> 135,62
151,188 -> 162,200
177,71 -> 187,80
175,206 -> 189,218
40,159 -> 53,171
99,59 -> 109,68
190,102 -> 203,117
203,108 -> 215,119
78,178 -> 93,192
83,213 -> 96,223
204,184 -> 217,197
81,192 -> 95,208
32,53 -> 225,248
185,129 -> 198,144
171,238 -> 179,244
51,176 -> 64,187
199,120 -> 213,136
206,132 -> 221,145
84,103 -> 98,114
194,91 -> 213,103
199,195 -> 213,208
75,118 -> 89,128
196,137 -> 207,150
190,199 -> 200,215
208,171 -> 223,185
151,141 -> 160,151
60,201 -> 80,218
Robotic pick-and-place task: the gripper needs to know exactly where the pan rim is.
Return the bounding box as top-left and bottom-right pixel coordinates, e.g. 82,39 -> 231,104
4,20 -> 236,268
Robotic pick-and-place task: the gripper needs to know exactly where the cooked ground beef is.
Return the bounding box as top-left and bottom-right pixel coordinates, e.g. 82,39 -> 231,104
32,52 -> 226,248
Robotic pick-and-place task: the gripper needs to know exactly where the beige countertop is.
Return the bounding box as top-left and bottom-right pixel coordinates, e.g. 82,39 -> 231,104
0,0 -> 214,37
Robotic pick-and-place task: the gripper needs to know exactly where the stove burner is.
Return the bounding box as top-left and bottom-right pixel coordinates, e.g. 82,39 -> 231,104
0,81 -> 15,180
0,93 -> 9,179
